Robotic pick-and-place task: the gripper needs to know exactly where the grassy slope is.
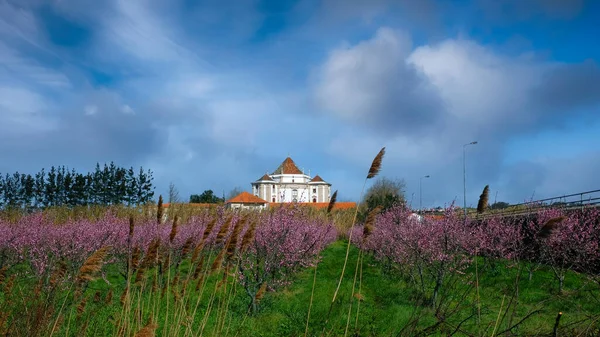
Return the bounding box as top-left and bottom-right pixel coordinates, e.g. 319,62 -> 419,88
239,241 -> 600,336
4,240 -> 600,336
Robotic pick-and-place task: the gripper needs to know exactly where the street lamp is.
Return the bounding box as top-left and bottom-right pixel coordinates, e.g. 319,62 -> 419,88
420,175 -> 430,214
463,141 -> 478,221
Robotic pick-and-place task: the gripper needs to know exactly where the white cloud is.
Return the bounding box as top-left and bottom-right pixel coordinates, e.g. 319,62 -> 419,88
84,105 -> 98,116
314,27 -> 600,205
0,86 -> 57,132
314,27 -> 443,135
121,104 -> 135,114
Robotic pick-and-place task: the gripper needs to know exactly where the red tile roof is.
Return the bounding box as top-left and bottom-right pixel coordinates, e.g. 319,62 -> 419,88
269,202 -> 356,210
257,173 -> 274,181
272,157 -> 303,175
226,192 -> 268,204
310,175 -> 325,182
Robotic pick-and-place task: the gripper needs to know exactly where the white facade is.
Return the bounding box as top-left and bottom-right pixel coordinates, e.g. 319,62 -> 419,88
251,157 -> 332,203
228,202 -> 267,211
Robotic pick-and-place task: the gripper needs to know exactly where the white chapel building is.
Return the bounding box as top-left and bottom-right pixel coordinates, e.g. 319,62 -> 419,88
251,157 -> 332,203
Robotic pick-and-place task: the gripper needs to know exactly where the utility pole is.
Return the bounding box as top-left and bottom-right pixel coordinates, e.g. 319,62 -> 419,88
463,141 -> 478,221
420,175 -> 430,214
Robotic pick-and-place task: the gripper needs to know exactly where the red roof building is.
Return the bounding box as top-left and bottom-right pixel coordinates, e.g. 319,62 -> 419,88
251,156 -> 332,204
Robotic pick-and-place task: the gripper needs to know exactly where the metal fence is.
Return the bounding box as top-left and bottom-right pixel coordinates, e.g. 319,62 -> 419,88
468,189 -> 600,219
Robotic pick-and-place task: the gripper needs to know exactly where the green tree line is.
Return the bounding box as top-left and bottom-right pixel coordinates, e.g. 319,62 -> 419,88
0,162 -> 154,210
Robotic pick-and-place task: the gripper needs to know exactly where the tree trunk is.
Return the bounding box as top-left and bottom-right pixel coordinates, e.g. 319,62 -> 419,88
432,268 -> 444,308
558,275 -> 564,294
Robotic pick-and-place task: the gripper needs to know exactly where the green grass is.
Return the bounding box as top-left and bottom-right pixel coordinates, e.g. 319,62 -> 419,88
2,241 -> 600,336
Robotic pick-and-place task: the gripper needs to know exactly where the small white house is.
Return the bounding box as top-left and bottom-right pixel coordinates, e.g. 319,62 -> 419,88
225,192 -> 268,211
409,213 -> 424,222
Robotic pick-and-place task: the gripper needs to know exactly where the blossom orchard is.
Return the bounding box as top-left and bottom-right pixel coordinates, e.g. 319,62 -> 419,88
353,204 -> 600,297
238,207 -> 337,312
0,206 -> 336,288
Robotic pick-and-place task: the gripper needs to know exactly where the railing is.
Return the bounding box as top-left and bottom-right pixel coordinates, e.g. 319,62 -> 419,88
467,189 -> 600,219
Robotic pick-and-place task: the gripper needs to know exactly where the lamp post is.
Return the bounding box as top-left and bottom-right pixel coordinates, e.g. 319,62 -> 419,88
420,175 -> 430,214
463,141 -> 477,220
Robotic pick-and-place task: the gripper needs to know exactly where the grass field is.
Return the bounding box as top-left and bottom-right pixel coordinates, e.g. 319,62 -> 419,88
3,239 -> 599,336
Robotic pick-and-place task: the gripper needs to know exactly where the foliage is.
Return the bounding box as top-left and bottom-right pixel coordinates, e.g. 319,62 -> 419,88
238,207 -> 336,312
489,201 -> 510,210
167,182 -> 180,204
0,163 -> 154,211
189,189 -> 224,204
227,187 -> 245,201
0,204 -> 599,336
353,204 -> 600,301
358,177 -> 406,222
0,204 -> 335,335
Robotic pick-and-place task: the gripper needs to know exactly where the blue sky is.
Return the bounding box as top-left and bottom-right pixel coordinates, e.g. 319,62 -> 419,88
1,0 -> 599,208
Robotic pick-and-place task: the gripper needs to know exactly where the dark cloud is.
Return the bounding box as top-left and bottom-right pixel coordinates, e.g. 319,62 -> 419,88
497,151 -> 600,204
476,0 -> 587,22
532,60 -> 600,113
313,28 -> 445,136
0,89 -> 168,173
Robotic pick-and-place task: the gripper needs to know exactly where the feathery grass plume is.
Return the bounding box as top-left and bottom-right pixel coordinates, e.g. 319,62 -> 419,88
195,274 -> 205,291
367,147 -> 385,179
215,216 -> 234,245
131,247 -> 142,272
211,248 -> 226,274
134,318 -> 158,337
3,275 -> 15,296
0,311 -> 10,334
217,264 -> 230,290
136,239 -> 160,285
172,286 -> 181,302
327,190 -> 338,214
105,289 -> 113,304
157,195 -> 164,224
135,266 -> 147,287
328,146 -> 387,325
539,216 -> 566,239
76,296 -> 87,317
191,218 -> 218,263
78,318 -> 90,336
152,277 -> 158,293
181,279 -> 189,297
93,291 -> 101,303
193,255 -> 206,280
34,277 -> 44,297
363,206 -> 382,240
477,185 -> 490,214
120,286 -> 129,307
49,261 -> 68,289
51,314 -> 64,336
169,215 -> 179,243
181,237 -> 194,258
0,266 -> 8,287
76,246 -> 111,285
128,215 -> 135,245
140,239 -> 161,269
255,282 -> 267,302
240,220 -> 257,253
171,273 -> 180,288
226,218 -> 245,260
201,218 -> 218,242
163,253 -> 171,272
